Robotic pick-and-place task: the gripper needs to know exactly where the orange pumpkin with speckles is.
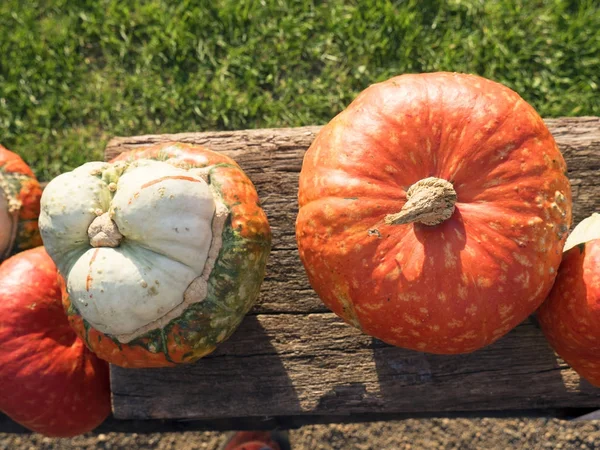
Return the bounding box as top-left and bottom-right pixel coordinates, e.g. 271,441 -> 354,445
296,72 -> 572,354
0,247 -> 110,437
538,214 -> 600,386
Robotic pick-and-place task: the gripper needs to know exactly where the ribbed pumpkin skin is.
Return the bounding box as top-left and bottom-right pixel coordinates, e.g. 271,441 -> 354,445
538,240 -> 600,386
0,247 -> 110,437
296,72 -> 572,354
0,145 -> 42,260
62,143 -> 271,368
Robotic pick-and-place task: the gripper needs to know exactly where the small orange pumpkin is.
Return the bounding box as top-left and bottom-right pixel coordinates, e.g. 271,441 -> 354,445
0,247 -> 110,436
538,214 -> 600,386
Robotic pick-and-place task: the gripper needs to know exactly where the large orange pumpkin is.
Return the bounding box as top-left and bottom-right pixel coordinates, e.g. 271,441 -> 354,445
537,214 -> 600,386
296,72 -> 572,354
0,145 -> 42,261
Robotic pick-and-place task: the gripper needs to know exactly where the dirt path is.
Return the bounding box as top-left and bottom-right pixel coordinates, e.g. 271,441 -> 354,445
2,418 -> 600,450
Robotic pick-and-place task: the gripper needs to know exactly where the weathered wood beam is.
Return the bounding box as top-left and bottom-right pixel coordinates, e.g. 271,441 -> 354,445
105,117 -> 600,423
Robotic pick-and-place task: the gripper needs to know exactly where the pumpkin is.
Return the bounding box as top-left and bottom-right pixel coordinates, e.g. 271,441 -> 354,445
0,144 -> 42,261
537,213 -> 600,386
296,72 -> 572,354
39,142 -> 271,368
0,247 -> 110,437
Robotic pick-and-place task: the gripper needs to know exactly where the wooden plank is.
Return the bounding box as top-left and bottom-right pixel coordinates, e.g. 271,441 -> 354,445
110,315 -> 600,420
105,117 -> 600,422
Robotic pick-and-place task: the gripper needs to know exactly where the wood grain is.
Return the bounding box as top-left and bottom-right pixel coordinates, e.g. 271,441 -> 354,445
106,117 -> 600,422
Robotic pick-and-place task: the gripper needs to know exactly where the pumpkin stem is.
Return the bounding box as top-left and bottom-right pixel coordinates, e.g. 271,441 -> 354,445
88,212 -> 123,247
384,177 -> 457,226
563,213 -> 600,252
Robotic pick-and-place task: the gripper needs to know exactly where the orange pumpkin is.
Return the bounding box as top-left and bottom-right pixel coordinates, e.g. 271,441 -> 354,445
296,72 -> 572,354
0,145 -> 42,261
537,214 -> 600,386
0,247 -> 110,436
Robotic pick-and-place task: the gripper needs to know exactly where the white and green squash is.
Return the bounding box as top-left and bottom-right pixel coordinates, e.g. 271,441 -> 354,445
39,143 -> 271,368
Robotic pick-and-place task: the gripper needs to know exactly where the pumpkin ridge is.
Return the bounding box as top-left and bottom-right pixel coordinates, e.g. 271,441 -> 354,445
299,195 -> 417,257
463,239 -> 492,345
442,96 -> 525,180
450,134 -> 559,202
305,110 -> 422,194
339,125 -> 408,188
430,80 -> 475,176
427,78 -> 450,176
457,207 -> 530,251
299,176 -> 407,207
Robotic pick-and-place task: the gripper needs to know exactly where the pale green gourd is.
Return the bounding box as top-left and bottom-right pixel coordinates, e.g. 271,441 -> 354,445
40,159 -> 225,342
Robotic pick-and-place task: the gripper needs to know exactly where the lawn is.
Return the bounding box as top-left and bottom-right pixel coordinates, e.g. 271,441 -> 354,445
1,0 -> 598,181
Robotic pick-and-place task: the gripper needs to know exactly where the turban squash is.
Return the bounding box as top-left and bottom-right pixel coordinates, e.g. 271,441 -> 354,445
40,143 -> 271,368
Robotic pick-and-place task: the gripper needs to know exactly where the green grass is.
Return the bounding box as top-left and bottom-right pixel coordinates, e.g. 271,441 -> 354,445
1,0 -> 599,181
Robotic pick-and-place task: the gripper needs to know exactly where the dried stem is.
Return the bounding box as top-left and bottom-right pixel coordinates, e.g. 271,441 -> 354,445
385,177 -> 457,226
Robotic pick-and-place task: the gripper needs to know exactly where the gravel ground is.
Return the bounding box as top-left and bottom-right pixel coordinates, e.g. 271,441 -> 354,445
2,418 -> 600,450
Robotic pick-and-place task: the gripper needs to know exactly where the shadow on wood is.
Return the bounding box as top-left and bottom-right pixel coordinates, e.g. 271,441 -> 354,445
372,317 -> 598,413
110,315 -> 301,420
